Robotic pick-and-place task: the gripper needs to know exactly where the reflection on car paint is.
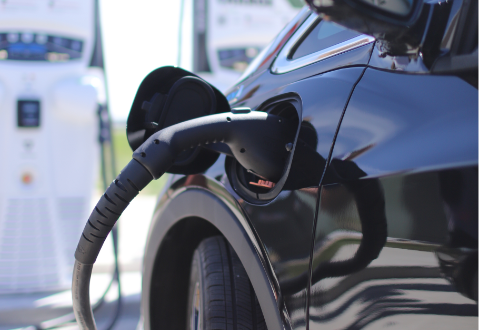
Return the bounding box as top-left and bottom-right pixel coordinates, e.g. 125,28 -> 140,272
330,69 -> 478,175
309,169 -> 478,329
230,67 -> 368,329
369,41 -> 429,72
240,188 -> 316,329
308,68 -> 478,329
230,44 -> 372,110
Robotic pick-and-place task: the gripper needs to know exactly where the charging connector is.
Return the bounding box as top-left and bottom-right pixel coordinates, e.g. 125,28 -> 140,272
73,110 -> 294,329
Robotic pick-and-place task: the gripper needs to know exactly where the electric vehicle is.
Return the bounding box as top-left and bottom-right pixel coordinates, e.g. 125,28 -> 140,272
137,2 -> 478,329
73,0 -> 477,329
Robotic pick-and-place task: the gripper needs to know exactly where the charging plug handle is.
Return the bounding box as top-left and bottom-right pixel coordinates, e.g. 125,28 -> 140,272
73,111 -> 292,329
133,110 -> 292,181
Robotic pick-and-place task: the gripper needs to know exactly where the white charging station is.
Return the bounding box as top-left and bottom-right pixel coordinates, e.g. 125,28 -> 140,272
179,0 -> 302,91
0,1 -> 104,293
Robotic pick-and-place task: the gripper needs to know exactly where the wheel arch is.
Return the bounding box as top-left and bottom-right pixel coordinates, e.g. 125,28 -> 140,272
141,178 -> 285,330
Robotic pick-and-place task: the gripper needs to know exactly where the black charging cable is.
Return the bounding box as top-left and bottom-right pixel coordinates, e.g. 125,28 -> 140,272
72,110 -> 294,329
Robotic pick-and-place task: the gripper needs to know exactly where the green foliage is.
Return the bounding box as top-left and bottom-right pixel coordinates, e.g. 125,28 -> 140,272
287,0 -> 305,8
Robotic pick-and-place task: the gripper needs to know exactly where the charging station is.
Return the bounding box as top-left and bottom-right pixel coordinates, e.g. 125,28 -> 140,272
179,0 -> 302,91
0,1 -> 105,293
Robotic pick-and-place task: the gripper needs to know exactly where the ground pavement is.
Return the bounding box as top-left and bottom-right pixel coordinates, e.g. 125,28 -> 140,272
0,195 -> 157,330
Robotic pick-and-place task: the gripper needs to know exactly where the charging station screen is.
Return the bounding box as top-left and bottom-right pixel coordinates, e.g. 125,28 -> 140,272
18,100 -> 41,127
0,32 -> 83,62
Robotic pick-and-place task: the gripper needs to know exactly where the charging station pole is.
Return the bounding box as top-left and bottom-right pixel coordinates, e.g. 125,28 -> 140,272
0,0 -> 104,293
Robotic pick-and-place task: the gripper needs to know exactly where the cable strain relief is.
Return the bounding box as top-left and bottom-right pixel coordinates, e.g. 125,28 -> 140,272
119,159 -> 154,190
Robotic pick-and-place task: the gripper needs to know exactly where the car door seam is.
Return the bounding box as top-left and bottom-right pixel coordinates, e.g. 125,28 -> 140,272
304,66 -> 368,330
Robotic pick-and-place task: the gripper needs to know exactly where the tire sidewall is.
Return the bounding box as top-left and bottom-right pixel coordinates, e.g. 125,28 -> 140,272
187,249 -> 205,330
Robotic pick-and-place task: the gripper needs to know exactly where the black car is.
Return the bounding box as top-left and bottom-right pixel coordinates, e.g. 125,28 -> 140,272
135,1 -> 477,329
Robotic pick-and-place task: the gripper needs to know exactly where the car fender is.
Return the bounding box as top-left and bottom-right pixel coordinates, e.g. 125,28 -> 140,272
141,175 -> 286,330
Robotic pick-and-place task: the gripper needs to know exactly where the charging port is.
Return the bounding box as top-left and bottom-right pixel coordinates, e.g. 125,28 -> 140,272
226,95 -> 301,202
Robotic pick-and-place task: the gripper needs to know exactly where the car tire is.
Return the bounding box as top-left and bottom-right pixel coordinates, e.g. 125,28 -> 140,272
187,236 -> 267,330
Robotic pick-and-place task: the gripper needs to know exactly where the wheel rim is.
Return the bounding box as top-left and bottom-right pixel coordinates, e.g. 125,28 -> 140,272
190,281 -> 201,330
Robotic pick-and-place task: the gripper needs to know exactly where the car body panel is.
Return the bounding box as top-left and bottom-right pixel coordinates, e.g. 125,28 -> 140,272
309,168 -> 478,330
331,68 -> 478,175
223,22 -> 376,330
229,43 -> 373,110
231,66 -> 367,329
308,68 -> 478,329
142,176 -> 285,330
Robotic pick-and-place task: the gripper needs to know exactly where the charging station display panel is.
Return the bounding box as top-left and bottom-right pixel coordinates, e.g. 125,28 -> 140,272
0,33 -> 83,62
0,1 -> 94,66
17,100 -> 40,127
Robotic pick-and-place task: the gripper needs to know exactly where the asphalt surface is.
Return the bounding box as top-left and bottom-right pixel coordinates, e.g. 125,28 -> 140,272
0,195 -> 157,330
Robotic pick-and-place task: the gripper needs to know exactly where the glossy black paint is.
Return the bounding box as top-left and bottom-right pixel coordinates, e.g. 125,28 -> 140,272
309,68 -> 478,329
331,69 -> 477,175
309,167 -> 478,329
141,9 -> 477,330
228,43 -> 372,110
227,65 -> 370,328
